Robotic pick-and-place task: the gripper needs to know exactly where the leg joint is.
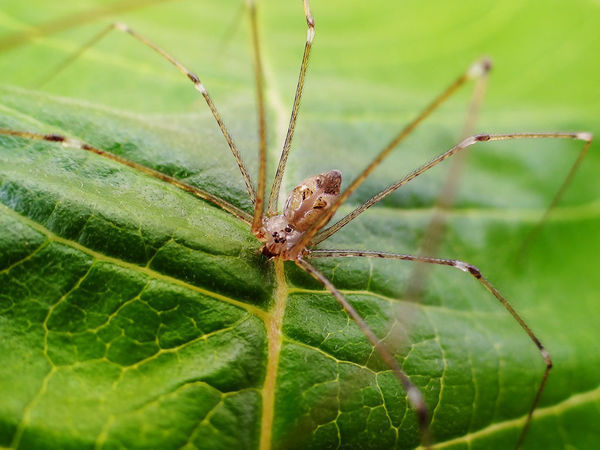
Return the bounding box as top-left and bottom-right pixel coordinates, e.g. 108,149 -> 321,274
576,132 -> 593,143
467,56 -> 493,79
466,264 -> 482,278
187,72 -> 200,84
44,134 -> 65,142
307,25 -> 315,43
112,22 -> 130,33
455,261 -> 483,279
540,347 -> 553,369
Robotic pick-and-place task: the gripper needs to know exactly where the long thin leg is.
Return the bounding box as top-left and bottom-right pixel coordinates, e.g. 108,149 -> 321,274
213,2 -> 246,61
0,0 -> 174,52
266,0 -> 315,215
291,58 -> 492,251
296,256 -> 431,448
246,0 -> 268,233
312,132 -> 593,245
308,248 -> 552,448
36,24 -> 115,88
0,128 -> 252,223
31,22 -> 257,205
515,140 -> 591,258
406,65 -> 490,301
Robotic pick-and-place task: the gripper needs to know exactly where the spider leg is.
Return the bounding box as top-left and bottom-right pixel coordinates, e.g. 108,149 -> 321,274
246,0 -> 268,233
313,132 -> 593,244
0,0 -> 174,52
213,2 -> 246,62
296,256 -> 432,449
308,249 -> 553,448
29,21 -> 257,205
406,61 -> 490,302
267,0 -> 315,215
515,139 -> 591,258
0,128 -> 252,223
291,57 -> 492,252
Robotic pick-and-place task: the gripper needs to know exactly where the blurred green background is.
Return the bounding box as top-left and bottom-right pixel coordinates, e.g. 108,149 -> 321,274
0,0 -> 599,448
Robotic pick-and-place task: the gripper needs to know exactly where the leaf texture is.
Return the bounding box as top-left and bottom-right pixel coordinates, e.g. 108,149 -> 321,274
0,0 -> 599,449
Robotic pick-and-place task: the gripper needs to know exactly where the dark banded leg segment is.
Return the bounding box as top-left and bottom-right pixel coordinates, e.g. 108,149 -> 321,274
308,249 -> 553,448
296,256 -> 432,449
0,128 -> 252,223
34,21 -> 257,205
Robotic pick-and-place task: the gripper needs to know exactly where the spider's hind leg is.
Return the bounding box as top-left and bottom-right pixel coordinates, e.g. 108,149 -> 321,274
308,249 -> 553,448
296,256 -> 432,449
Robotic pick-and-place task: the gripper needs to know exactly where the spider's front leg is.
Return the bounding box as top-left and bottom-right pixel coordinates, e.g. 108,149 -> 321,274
313,131 -> 593,244
0,128 -> 251,223
15,19 -> 257,206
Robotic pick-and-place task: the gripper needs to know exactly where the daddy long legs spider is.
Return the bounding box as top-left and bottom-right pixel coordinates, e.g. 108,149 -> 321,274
0,0 -> 596,448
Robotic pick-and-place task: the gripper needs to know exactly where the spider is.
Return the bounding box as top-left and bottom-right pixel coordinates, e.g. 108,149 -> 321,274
0,0 -> 592,448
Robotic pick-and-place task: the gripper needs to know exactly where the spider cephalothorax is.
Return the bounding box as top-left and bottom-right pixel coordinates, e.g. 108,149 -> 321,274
258,170 -> 341,259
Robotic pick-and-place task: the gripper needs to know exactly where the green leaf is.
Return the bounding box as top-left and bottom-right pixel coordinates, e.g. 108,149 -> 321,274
1,0 -> 599,449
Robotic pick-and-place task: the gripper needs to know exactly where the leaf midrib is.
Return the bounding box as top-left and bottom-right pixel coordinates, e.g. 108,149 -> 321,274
259,259 -> 288,450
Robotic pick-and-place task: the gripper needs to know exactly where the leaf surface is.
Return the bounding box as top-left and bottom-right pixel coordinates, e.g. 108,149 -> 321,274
0,0 -> 599,449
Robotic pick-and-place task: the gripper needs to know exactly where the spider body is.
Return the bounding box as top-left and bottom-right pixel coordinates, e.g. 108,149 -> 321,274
259,170 -> 341,259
